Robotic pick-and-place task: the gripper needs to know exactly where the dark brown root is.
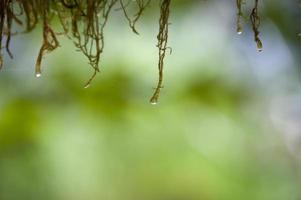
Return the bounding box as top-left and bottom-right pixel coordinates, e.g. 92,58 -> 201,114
35,20 -> 59,77
149,0 -> 171,104
0,0 -> 11,70
68,0 -> 119,87
119,0 -> 151,34
34,1 -> 59,77
250,0 -> 263,52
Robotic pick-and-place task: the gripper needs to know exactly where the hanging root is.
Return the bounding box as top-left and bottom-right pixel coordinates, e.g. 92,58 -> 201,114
0,0 -> 153,88
68,0 -> 119,88
149,0 -> 171,104
250,0 -> 263,52
35,20 -> 59,77
0,0 -> 7,70
0,0 -> 15,70
0,0 -> 272,102
119,0 -> 151,34
236,0 -> 244,34
35,1 -> 59,77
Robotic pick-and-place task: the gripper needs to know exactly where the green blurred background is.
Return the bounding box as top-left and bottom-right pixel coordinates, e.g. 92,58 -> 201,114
1,0 -> 301,199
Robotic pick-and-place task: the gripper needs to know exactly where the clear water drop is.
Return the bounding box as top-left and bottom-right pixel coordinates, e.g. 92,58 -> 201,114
256,40 -> 263,52
35,72 -> 41,78
237,27 -> 243,35
150,98 -> 158,105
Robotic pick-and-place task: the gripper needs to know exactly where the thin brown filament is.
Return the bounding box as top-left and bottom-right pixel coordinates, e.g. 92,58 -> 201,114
149,0 -> 171,104
250,0 -> 263,52
119,0 -> 151,34
35,18 -> 59,77
236,0 -> 243,34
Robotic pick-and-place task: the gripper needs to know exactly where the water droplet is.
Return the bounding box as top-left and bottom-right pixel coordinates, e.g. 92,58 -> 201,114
256,40 -> 263,52
237,27 -> 243,35
150,98 -> 158,105
35,72 -> 41,78
150,101 -> 157,105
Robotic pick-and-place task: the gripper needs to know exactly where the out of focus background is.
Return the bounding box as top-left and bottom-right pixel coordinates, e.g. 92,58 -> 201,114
1,0 -> 301,199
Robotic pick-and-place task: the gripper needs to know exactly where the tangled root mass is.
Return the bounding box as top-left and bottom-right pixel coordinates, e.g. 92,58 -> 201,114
0,0 -> 264,103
